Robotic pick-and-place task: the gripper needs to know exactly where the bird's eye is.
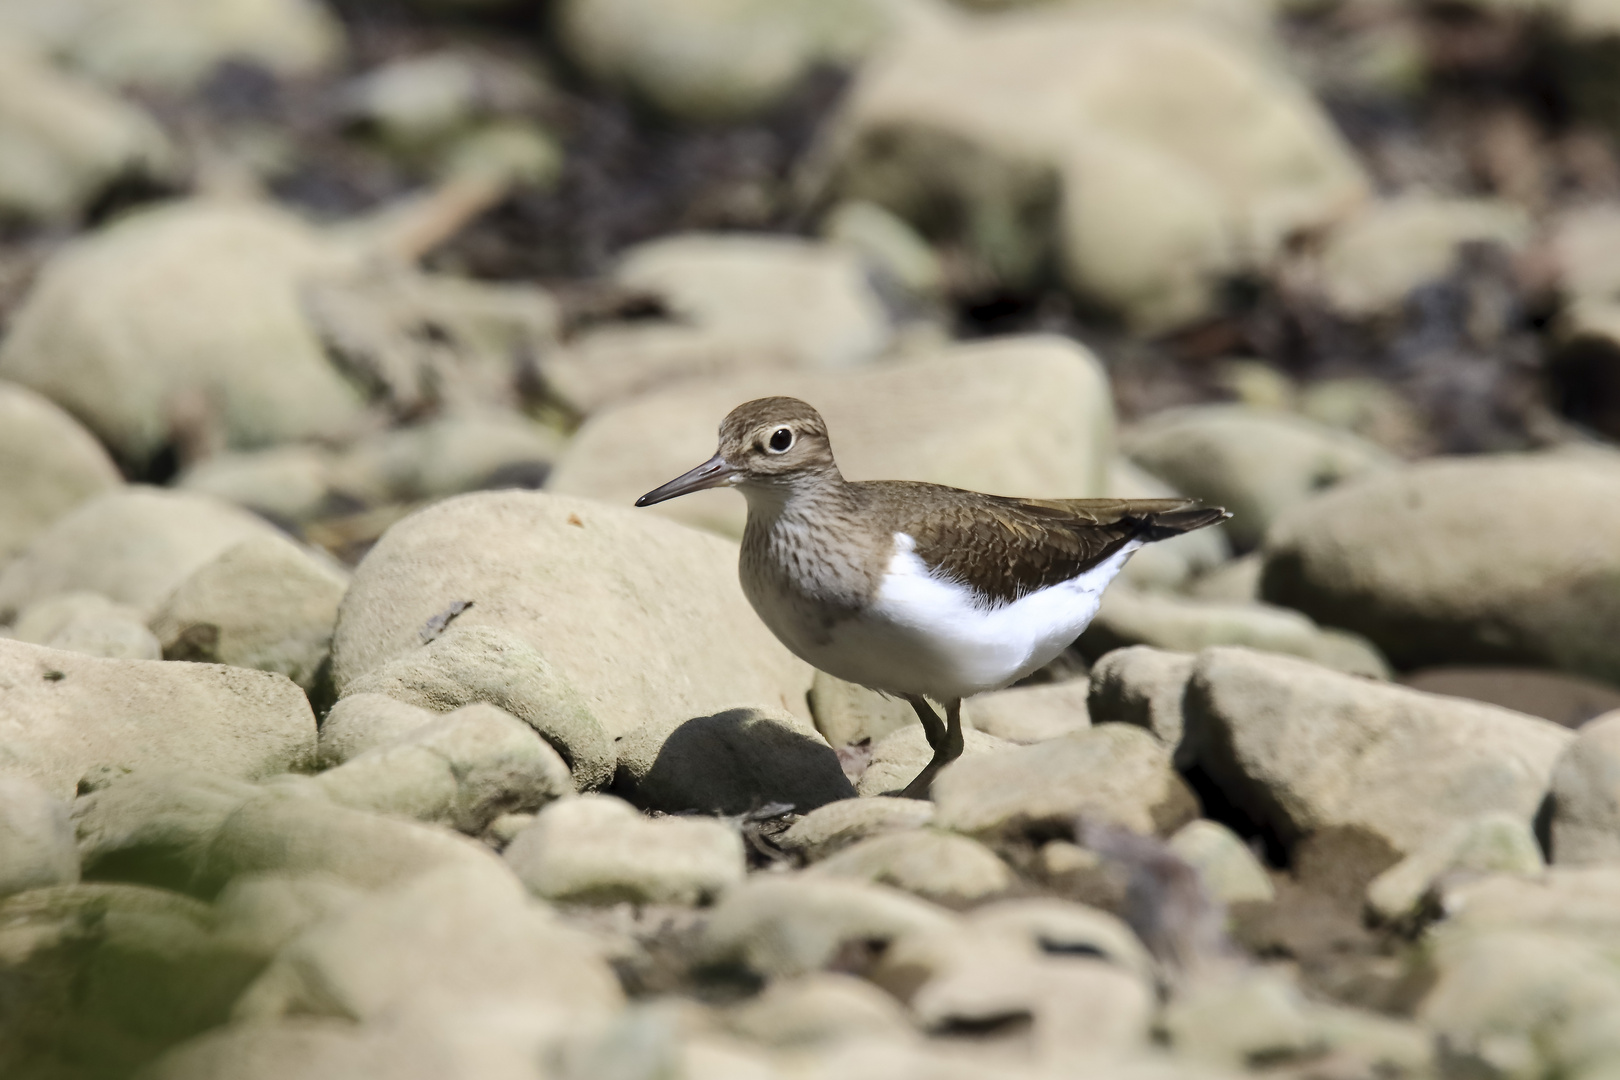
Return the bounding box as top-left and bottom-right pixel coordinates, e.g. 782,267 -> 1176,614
767,427 -> 794,453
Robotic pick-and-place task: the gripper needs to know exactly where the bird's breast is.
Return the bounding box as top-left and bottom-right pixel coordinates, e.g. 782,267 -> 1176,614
739,516 -> 877,652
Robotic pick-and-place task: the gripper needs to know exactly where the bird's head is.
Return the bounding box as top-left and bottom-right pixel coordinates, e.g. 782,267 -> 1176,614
635,396 -> 838,506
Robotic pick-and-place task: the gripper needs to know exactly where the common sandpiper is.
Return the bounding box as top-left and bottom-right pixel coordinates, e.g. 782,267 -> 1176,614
636,396 -> 1228,798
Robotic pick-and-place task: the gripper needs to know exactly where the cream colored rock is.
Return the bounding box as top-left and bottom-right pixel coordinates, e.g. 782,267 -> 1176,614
723,973 -> 914,1048
71,769 -> 263,889
178,446 -> 336,524
777,797 -> 938,865
234,863 -> 622,1023
916,952 -> 1154,1059
540,323 -> 799,418
56,0 -> 342,90
1418,868 -> 1620,1080
331,490 -> 814,747
212,873 -> 364,958
1087,645 -> 1196,756
1553,202 -> 1620,305
0,487 -> 283,623
1297,377 -> 1427,458
1419,927 -> 1620,1080
961,680 -> 1091,743
306,268 -> 560,422
139,1023 -> 385,1080
614,705 -> 853,815
1434,866 -> 1620,948
551,334 -> 1114,539
1168,819 -> 1274,905
822,199 -> 945,299
1184,647 -> 1573,862
1059,128 -> 1237,332
701,875 -> 956,977
933,724 -> 1199,839
503,793 -> 744,905
1082,588 -> 1391,679
807,828 -> 1013,905
339,49 -> 547,146
1186,551 -> 1262,603
1319,196 -> 1532,316
616,234 -> 893,370
556,0 -> 894,121
151,534 -> 348,691
1550,711 -> 1620,866
1163,970 -> 1336,1070
317,693 -> 439,768
142,1005 -> 592,1080
855,723 -> 1010,798
330,412 -> 564,505
870,915 -> 1154,1061
825,5 -> 1366,325
0,640 -> 314,801
0,201 -> 366,466
314,703 -> 573,833
485,813 -> 534,847
0,775 -> 78,898
340,625 -> 613,793
1260,454 -> 1620,681
0,42 -> 171,222
1123,404 -> 1397,550
969,897 -> 1154,981
808,671 -> 917,748
0,382 -> 121,565
0,881 -> 268,1078
12,591 -> 160,660
1366,812 -> 1542,925
74,770 -> 504,897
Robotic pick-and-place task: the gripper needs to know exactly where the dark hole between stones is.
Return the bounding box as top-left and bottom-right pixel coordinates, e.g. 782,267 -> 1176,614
479,461 -> 552,491
131,441 -> 183,486
1534,791 -> 1556,859
1179,761 -> 1289,870
1035,937 -> 1106,960
935,1013 -> 1035,1039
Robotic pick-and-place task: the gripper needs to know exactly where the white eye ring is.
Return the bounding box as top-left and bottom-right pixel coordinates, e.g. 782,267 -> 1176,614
766,427 -> 794,453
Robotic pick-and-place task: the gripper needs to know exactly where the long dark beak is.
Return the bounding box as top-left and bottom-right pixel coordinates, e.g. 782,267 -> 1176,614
635,452 -> 738,506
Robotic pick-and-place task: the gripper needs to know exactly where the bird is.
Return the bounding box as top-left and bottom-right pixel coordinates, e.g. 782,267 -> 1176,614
635,396 -> 1229,799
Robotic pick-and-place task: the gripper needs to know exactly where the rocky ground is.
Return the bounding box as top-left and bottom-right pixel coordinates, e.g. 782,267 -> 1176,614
7,0 -> 1620,1078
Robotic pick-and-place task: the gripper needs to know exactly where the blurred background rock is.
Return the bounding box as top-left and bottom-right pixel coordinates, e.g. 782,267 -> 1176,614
9,0 -> 1620,1077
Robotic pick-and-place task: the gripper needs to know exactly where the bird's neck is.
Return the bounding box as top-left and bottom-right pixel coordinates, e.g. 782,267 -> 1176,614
739,468 -> 854,536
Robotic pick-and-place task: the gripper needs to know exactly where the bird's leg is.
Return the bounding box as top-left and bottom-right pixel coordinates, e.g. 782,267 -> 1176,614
905,694 -> 946,750
941,697 -> 965,762
898,697 -> 965,800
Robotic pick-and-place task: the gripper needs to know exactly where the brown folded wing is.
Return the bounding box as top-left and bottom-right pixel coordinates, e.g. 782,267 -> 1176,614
861,484 -> 1226,607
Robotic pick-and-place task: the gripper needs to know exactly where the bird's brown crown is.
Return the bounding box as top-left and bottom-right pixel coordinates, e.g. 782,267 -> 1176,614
718,397 -> 839,483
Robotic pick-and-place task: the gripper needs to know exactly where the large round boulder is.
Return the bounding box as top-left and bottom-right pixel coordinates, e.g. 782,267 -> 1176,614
821,5 -> 1366,329
555,0 -> 893,121
330,491 -> 815,753
0,487 -> 287,623
0,640 -> 315,800
0,201 -> 367,467
0,382 -> 122,566
548,334 -> 1114,539
1261,454 -> 1620,681
1183,647 -> 1572,867
1123,405 -> 1397,551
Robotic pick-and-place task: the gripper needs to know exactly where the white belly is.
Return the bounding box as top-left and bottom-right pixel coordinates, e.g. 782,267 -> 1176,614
771,533 -> 1141,700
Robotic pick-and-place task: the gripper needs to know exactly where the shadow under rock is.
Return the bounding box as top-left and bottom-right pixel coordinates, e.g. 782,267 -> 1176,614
614,708 -> 855,817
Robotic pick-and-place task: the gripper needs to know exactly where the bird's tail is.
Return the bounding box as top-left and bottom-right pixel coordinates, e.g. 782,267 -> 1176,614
1138,506 -> 1230,541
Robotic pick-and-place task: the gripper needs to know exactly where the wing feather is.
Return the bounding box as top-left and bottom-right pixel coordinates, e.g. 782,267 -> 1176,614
858,484 -> 1225,606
